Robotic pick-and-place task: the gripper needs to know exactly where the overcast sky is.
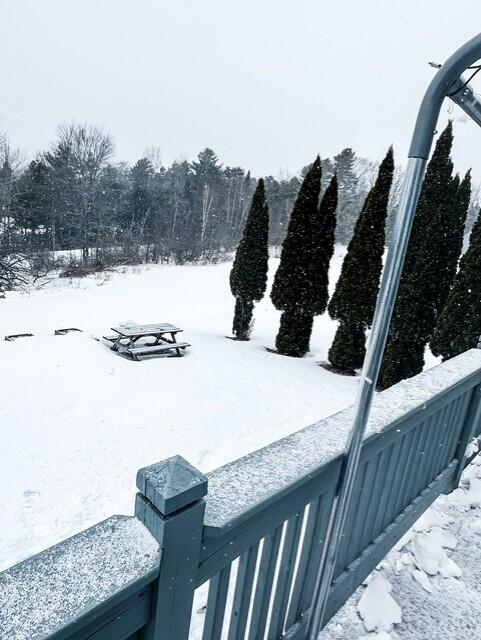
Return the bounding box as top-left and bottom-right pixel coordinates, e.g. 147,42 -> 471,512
2,0 -> 481,179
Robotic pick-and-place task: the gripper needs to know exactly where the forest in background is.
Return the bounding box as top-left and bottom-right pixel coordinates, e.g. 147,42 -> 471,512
0,122 -> 406,289
1,121 -> 480,292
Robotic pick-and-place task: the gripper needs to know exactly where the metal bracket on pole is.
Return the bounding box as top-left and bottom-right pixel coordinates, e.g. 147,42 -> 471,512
449,77 -> 481,127
306,32 -> 481,639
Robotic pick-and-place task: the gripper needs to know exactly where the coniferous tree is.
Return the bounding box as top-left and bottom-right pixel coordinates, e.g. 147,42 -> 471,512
229,179 -> 269,340
328,146 -> 394,371
271,156 -> 333,357
334,147 -> 362,243
433,170 -> 471,320
380,123 -> 454,388
431,209 -> 481,359
314,175 -> 338,313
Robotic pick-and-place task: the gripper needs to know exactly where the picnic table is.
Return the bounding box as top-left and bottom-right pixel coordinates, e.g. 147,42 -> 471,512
104,323 -> 190,360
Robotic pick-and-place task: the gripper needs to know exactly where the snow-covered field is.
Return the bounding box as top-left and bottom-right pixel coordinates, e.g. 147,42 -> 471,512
1,248 -> 359,571
4,248 -> 481,640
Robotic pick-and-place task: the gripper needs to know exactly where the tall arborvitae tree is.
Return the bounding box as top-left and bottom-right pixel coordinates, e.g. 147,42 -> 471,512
380,123 -> 454,388
313,175 -> 338,312
433,170 -> 471,319
229,179 -> 269,340
271,157 -> 338,356
328,147 -> 394,372
431,209 -> 481,359
271,157 -> 321,356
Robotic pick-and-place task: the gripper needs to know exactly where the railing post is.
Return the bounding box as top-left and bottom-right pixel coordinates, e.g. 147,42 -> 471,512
451,383 -> 481,489
135,455 -> 207,640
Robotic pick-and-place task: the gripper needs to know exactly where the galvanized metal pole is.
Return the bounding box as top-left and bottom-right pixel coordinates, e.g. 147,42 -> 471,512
306,157 -> 427,639
307,31 -> 481,640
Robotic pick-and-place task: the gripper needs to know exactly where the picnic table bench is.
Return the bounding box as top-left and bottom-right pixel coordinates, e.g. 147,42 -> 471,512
103,323 -> 189,360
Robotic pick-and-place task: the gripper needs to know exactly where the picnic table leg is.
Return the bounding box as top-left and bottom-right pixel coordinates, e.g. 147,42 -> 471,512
171,332 -> 182,357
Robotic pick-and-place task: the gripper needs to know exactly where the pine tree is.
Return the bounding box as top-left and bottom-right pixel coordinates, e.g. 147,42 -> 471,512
334,148 -> 361,243
380,123 -> 454,388
271,157 -> 337,356
431,208 -> 481,359
328,147 -> 394,372
229,178 -> 269,340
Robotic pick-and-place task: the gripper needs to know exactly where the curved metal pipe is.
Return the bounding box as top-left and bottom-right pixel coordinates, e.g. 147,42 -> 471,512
307,32 -> 481,640
409,31 -> 481,158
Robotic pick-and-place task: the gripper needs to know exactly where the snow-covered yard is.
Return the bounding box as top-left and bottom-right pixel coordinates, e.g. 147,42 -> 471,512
0,248 -> 359,571
4,249 -> 481,640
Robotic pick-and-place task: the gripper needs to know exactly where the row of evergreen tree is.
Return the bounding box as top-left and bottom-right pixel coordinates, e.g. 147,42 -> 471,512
229,122 -> 478,387
0,122 -> 385,291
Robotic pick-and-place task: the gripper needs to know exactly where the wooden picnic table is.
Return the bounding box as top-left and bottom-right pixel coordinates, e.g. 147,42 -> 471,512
104,323 -> 189,359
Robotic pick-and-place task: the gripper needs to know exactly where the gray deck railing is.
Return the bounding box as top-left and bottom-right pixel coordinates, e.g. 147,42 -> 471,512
2,349 -> 481,640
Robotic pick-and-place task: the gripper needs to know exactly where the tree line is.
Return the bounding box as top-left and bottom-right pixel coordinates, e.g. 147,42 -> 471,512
0,122 -> 386,290
230,122 -> 480,388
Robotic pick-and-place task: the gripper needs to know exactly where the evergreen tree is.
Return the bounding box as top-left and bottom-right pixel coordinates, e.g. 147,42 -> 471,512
271,156 -> 334,357
380,123 -> 454,388
311,175 -> 338,317
334,148 -> 360,243
328,146 -> 394,371
433,170 -> 471,320
229,179 -> 269,339
0,159 -> 15,249
13,160 -> 53,248
431,208 -> 481,359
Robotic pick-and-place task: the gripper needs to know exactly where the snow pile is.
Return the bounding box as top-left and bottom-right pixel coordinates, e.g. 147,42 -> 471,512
323,454 -> 481,639
357,575 -> 402,632
0,516 -> 159,640
410,530 -> 461,578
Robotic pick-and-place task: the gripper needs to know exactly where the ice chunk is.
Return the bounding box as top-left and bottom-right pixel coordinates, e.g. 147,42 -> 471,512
357,575 -> 402,632
410,568 -> 433,593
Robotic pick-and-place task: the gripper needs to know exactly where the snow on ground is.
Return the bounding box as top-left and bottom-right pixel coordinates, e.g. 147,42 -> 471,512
321,455 -> 481,640
1,248 -> 361,570
5,245 -> 476,640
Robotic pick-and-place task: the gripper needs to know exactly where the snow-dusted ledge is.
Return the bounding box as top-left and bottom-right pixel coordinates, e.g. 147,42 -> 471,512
0,515 -> 160,640
204,349 -> 481,530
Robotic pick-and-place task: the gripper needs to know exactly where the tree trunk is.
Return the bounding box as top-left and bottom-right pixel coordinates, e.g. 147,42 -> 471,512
275,309 -> 314,357
328,321 -> 366,372
232,297 -> 254,340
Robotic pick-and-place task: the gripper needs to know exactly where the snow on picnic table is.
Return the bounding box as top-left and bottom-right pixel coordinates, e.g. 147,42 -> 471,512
0,250 -> 360,570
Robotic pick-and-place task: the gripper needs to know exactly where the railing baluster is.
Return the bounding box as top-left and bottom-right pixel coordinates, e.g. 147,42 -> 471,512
334,459 -> 369,574
409,417 -> 431,498
286,497 -> 322,628
438,398 -> 461,470
423,414 -> 447,486
382,431 -> 410,530
392,425 -> 423,515
299,493 -> 334,617
248,528 -> 282,640
371,442 -> 396,538
267,512 -> 303,639
227,543 -> 260,640
359,449 -> 386,552
203,566 -> 232,640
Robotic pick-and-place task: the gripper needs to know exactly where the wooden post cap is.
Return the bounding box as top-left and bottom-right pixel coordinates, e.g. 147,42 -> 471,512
136,455 -> 208,516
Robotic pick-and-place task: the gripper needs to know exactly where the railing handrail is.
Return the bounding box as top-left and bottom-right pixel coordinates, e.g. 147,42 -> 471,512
0,516 -> 160,640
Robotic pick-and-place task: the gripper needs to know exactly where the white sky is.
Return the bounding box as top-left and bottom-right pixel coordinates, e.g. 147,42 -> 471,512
1,0 -> 481,178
